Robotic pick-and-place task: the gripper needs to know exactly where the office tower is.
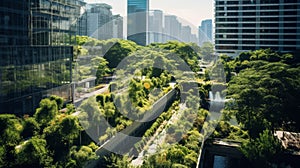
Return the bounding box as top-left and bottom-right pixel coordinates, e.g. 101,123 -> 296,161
127,0 -> 149,45
181,25 -> 192,43
215,0 -> 300,55
191,34 -> 198,44
77,2 -> 88,36
164,15 -> 182,42
112,15 -> 124,39
0,0 -> 83,115
148,10 -> 163,44
198,19 -> 213,46
86,3 -> 113,40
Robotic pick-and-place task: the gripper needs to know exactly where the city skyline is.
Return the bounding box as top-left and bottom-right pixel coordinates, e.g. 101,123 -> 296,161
84,0 -> 213,27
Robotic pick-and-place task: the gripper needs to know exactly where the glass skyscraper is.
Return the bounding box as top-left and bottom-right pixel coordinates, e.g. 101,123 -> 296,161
215,0 -> 300,56
198,19 -> 213,46
0,0 -> 84,115
127,0 -> 149,45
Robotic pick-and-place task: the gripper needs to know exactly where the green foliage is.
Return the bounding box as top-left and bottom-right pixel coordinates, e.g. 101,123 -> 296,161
105,154 -> 132,168
95,57 -> 110,84
21,117 -> 40,139
0,114 -> 23,167
68,144 -> 98,167
142,153 -> 172,168
240,129 -> 283,167
43,116 -> 82,155
104,40 -> 137,68
0,146 -> 5,167
34,98 -> 58,128
200,42 -> 214,61
0,114 -> 23,146
227,60 -> 300,137
15,137 -> 53,167
49,95 -> 64,110
151,41 -> 200,72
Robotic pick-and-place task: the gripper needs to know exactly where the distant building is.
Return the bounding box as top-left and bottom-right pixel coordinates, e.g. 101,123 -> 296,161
77,3 -> 123,40
215,0 -> 300,55
0,0 -> 84,115
112,15 -> 124,39
164,15 -> 182,42
181,25 -> 192,43
86,3 -> 113,40
127,0 -> 149,45
148,10 -> 163,44
198,19 -> 213,46
191,34 -> 198,44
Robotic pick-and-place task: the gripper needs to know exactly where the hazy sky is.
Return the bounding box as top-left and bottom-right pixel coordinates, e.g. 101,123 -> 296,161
84,0 -> 213,27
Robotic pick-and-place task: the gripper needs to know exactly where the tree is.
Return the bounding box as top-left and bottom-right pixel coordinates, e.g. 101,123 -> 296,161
43,116 -> 82,154
0,114 -> 23,167
15,137 -> 53,167
21,117 -> 40,139
227,60 -> 300,136
240,129 -> 282,167
34,98 -> 58,128
0,146 -> 5,167
95,57 -> 110,84
49,95 -> 64,110
68,144 -> 98,167
0,114 -> 23,146
200,42 -> 214,61
103,40 -> 137,69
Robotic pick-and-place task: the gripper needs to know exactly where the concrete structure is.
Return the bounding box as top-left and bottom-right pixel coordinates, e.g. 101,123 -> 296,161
127,0 -> 149,45
0,0 -> 84,114
198,19 -> 213,46
215,0 -> 300,55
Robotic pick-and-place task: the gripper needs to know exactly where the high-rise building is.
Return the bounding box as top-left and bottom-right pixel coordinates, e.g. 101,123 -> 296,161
181,25 -> 192,42
77,2 -> 88,36
164,15 -> 182,42
215,0 -> 300,55
0,0 -> 83,115
112,14 -> 124,39
198,19 -> 213,46
148,10 -> 163,44
77,3 -> 123,40
86,3 -> 113,40
127,0 -> 149,45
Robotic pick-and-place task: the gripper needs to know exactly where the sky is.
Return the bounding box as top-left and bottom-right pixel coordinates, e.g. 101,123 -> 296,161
83,0 -> 213,27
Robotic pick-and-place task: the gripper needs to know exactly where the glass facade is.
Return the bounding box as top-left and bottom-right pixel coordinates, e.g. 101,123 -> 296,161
128,0 -> 148,13
127,0 -> 149,45
215,0 -> 300,55
198,19 -> 213,45
0,0 -> 83,115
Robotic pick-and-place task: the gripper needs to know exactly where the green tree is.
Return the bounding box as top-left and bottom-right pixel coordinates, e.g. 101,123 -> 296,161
240,129 -> 283,167
0,114 -> 23,167
95,57 -> 110,84
200,42 -> 214,61
43,116 -> 82,162
68,144 -> 98,167
49,95 -> 64,110
0,114 -> 23,146
15,137 -> 53,167
104,40 -> 137,68
34,98 -> 58,128
227,61 -> 300,136
21,117 -> 40,139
